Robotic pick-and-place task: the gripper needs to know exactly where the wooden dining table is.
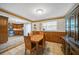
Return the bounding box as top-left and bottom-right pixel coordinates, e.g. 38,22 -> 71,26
30,35 -> 43,54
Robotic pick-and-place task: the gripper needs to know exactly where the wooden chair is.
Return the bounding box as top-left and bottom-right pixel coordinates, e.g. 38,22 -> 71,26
38,32 -> 45,54
24,36 -> 36,55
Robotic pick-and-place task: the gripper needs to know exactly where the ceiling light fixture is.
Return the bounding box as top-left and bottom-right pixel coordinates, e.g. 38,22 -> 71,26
34,8 -> 45,15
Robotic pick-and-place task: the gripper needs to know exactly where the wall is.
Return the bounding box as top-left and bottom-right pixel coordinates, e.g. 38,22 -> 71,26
0,11 -> 32,36
32,22 -> 42,31
24,23 -> 32,36
57,19 -> 65,32
0,11 -> 30,24
44,31 -> 66,44
32,18 -> 65,32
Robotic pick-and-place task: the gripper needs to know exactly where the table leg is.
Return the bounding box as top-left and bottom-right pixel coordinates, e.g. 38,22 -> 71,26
36,42 -> 39,54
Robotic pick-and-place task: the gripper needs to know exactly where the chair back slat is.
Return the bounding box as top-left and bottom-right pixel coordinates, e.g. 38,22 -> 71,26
24,36 -> 31,50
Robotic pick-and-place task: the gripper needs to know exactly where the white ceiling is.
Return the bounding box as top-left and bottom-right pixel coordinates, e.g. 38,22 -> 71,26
0,3 -> 75,21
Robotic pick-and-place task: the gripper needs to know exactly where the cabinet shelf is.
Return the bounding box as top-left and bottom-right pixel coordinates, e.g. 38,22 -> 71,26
64,5 -> 79,55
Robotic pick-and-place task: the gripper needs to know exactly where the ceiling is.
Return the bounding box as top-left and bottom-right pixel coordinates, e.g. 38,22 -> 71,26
0,3 -> 75,21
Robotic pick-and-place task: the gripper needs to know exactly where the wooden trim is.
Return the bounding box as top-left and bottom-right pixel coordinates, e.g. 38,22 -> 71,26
0,8 -> 32,22
65,4 -> 79,17
44,31 -> 66,44
32,4 -> 78,22
0,8 -> 65,23
32,16 -> 65,22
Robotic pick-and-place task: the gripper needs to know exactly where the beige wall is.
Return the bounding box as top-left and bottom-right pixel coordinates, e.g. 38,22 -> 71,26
32,22 -> 41,31
0,11 -> 30,24
57,19 -> 65,32
32,18 -> 65,32
0,11 -> 32,36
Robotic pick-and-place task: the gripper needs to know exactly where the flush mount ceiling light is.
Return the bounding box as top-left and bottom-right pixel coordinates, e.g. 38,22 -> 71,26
34,8 -> 46,15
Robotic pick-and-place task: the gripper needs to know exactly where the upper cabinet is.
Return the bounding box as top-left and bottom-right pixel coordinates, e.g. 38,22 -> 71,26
12,24 -> 24,35
13,24 -> 23,29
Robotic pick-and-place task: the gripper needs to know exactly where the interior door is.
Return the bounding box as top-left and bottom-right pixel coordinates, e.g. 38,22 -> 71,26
0,16 -> 8,44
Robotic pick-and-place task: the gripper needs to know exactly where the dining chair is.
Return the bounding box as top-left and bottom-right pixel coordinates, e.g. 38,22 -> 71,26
24,36 -> 36,55
38,32 -> 45,54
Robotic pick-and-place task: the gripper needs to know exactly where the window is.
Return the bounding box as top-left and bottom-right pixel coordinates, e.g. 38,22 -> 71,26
42,21 -> 57,31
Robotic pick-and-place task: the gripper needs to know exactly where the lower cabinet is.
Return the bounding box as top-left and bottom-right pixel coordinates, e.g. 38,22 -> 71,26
14,30 -> 23,35
64,37 -> 79,55
63,41 -> 70,55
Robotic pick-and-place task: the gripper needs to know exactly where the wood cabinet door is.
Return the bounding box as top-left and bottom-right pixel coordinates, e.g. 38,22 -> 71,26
75,13 -> 79,41
70,15 -> 76,40
0,16 -> 8,44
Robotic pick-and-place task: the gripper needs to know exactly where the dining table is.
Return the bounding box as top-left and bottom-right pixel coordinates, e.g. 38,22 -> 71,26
30,34 -> 43,54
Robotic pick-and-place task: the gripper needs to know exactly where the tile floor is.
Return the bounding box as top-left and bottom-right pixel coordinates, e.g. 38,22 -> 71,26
0,36 -> 24,53
1,41 -> 64,55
